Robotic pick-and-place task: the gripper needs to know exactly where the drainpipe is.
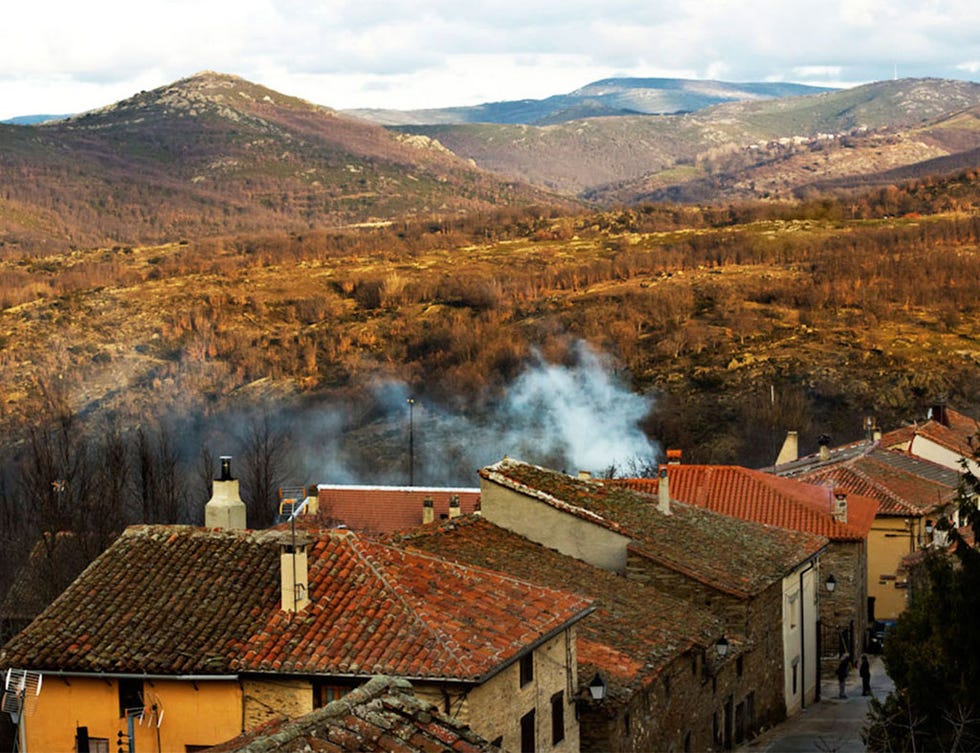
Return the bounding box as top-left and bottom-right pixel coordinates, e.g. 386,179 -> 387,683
799,558 -> 817,710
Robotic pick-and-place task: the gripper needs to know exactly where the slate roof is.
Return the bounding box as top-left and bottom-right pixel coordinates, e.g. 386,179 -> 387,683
316,485 -> 480,534
388,516 -> 725,702
612,465 -> 878,542
0,525 -> 591,682
774,445 -> 958,517
207,675 -> 498,753
480,459 -> 828,599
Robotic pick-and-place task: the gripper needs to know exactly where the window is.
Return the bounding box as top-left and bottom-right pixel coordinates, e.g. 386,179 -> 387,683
75,727 -> 108,753
736,655 -> 744,677
520,709 -> 536,753
313,682 -> 348,708
519,653 -> 534,687
550,691 -> 564,745
118,678 -> 143,718
683,731 -> 692,752
624,711 -> 631,737
663,674 -> 671,703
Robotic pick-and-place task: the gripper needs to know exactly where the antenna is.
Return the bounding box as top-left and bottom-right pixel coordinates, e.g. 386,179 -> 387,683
140,688 -> 165,729
3,669 -> 43,753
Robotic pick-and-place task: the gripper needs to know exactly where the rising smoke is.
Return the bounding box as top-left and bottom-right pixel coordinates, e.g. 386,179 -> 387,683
296,340 -> 660,486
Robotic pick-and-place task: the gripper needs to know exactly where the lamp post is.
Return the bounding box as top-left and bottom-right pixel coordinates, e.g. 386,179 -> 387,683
407,397 -> 416,487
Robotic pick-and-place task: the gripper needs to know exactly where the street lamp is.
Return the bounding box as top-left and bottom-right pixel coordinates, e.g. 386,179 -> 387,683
588,673 -> 607,701
407,397 -> 416,487
825,574 -> 837,593
715,636 -> 729,658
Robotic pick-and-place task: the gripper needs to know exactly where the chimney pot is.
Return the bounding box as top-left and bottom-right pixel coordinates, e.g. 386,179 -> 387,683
818,434 -> 831,461
448,494 -> 461,519
219,456 -> 233,481
666,449 -> 682,465
578,470 -> 591,480
279,533 -> 311,613
422,496 -> 435,525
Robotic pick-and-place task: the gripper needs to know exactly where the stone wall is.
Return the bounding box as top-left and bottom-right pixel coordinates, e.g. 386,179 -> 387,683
820,541 -> 868,654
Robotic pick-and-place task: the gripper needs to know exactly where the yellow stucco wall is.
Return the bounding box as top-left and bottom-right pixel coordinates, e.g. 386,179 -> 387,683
868,517 -> 918,620
21,677 -> 242,753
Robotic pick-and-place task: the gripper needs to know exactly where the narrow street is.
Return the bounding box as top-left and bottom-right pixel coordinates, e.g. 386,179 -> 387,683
740,655 -> 894,752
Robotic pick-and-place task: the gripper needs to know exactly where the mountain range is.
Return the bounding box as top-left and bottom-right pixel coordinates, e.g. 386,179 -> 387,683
2,72 -> 980,253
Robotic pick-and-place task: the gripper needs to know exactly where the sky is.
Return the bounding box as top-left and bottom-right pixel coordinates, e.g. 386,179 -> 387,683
2,0 -> 979,120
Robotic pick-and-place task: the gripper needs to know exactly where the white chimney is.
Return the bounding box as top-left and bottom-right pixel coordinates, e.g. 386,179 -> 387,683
280,532 -> 311,613
448,494 -> 461,519
422,496 -> 435,525
818,434 -> 831,462
657,467 -> 672,515
205,456 -> 247,530
578,470 -> 592,480
775,431 -> 799,465
832,492 -> 848,524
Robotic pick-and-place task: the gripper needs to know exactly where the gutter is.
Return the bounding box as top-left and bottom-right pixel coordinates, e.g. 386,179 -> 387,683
37,671 -> 239,681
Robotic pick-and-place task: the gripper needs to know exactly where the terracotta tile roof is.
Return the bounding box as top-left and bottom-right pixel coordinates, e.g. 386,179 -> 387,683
775,446 -> 958,517
207,675 -> 498,753
0,525 -> 591,683
480,459 -> 828,599
880,408 -> 979,458
612,466 -> 878,542
388,516 -> 724,701
316,485 -> 480,534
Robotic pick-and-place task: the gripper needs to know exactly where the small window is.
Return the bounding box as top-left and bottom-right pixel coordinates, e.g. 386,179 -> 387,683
314,682 -> 349,708
520,709 -> 536,753
736,655 -> 744,677
551,691 -> 565,745
792,664 -> 798,695
663,674 -> 671,703
118,678 -> 143,718
519,653 -> 534,687
683,731 -> 692,752
624,711 -> 631,737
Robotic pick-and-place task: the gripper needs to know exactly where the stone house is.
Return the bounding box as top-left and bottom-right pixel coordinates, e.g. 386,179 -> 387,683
774,442 -> 959,622
615,464 -> 878,664
477,458 -> 829,728
0,480 -> 591,753
390,515 -> 757,752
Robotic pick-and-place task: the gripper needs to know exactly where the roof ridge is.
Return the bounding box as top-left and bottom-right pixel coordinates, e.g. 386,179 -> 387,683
345,536 -> 478,675
845,464 -> 914,513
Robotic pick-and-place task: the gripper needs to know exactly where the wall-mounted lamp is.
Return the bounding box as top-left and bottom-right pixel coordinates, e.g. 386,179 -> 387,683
588,673 -> 607,701
715,636 -> 729,658
825,574 -> 837,593
925,520 -> 935,535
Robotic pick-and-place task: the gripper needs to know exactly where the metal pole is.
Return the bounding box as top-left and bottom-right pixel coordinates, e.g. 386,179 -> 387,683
407,398 -> 415,486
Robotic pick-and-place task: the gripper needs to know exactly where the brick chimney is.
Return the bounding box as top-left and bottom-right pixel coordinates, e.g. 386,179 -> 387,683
832,492 -> 848,524
448,495 -> 461,519
422,496 -> 435,525
279,531 -> 311,613
205,456 -> 247,530
775,431 -> 799,465
657,467 -> 672,515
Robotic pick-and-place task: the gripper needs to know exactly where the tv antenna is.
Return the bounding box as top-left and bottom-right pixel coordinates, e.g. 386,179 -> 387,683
2,669 -> 43,753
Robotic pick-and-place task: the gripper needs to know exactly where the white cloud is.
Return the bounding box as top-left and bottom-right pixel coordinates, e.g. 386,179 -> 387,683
1,0 -> 978,119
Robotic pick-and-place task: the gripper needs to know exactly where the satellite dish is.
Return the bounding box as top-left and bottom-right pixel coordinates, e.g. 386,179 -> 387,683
2,669 -> 43,724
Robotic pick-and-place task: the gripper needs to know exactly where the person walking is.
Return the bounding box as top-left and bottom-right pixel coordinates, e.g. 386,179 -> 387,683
860,655 -> 872,696
836,653 -> 851,698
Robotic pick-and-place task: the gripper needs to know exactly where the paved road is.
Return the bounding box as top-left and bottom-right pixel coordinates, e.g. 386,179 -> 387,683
739,655 -> 894,753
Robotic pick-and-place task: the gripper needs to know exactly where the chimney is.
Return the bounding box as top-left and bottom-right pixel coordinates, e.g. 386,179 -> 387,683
422,496 -> 435,525
774,431 -> 799,466
448,494 -> 461,519
666,449 -> 683,465
832,492 -> 848,524
279,532 -> 311,613
657,466 -> 672,515
578,470 -> 592,480
928,399 -> 950,427
818,434 -> 831,462
205,456 -> 247,530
